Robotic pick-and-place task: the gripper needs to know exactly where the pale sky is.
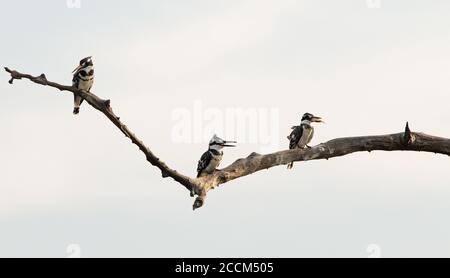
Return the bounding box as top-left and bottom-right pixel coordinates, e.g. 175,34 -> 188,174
1,0 -> 450,257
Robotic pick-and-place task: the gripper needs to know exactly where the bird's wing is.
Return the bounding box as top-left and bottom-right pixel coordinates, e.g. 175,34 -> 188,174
288,125 -> 303,149
72,73 -> 78,86
197,150 -> 212,177
72,67 -> 82,79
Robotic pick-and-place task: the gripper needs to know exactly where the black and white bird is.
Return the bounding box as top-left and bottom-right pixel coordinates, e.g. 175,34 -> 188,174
287,113 -> 324,169
72,56 -> 94,115
197,135 -> 236,178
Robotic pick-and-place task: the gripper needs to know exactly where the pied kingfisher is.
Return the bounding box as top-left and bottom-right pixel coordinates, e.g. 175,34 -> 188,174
287,113 -> 324,169
72,56 -> 94,115
197,135 -> 236,178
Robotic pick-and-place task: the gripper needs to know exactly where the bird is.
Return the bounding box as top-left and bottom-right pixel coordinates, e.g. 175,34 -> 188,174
72,56 -> 94,115
197,134 -> 236,178
287,112 -> 324,169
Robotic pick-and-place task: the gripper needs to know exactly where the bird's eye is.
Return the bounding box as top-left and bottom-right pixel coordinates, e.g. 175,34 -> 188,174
88,69 -> 94,76
80,71 -> 87,77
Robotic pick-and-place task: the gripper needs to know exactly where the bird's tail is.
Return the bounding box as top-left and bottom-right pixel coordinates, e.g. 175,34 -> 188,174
287,162 -> 294,169
73,95 -> 82,115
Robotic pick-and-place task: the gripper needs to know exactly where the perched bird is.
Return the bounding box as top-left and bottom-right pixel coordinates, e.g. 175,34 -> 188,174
72,56 -> 94,115
287,113 -> 324,169
197,135 -> 236,178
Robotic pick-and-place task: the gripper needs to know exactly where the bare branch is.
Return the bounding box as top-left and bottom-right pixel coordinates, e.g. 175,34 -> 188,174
5,68 -> 450,210
212,126 -> 450,186
4,67 -> 196,193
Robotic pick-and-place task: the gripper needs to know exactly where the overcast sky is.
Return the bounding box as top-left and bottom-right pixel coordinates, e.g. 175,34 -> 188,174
1,0 -> 450,257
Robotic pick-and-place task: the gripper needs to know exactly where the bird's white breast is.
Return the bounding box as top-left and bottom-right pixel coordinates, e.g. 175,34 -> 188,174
298,126 -> 314,148
204,153 -> 223,174
78,78 -> 94,91
75,65 -> 94,91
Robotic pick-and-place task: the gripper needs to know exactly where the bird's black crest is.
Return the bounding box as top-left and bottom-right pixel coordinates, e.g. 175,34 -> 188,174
79,57 -> 93,66
301,113 -> 314,121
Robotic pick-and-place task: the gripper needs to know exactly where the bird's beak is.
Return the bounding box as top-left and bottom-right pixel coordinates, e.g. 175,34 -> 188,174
72,56 -> 92,73
312,116 -> 325,123
221,140 -> 237,147
72,65 -> 82,74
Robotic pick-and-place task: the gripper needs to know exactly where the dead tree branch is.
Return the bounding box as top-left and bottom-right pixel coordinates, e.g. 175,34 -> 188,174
5,67 -> 450,210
